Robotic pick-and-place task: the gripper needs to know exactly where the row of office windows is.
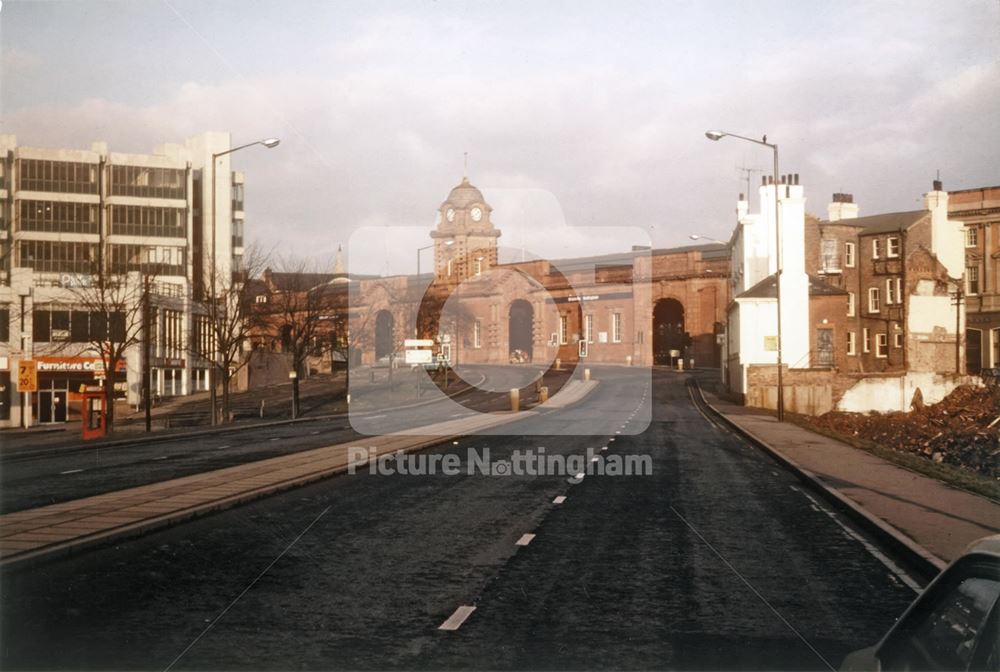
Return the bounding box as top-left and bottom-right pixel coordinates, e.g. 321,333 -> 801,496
32,309 -> 126,343
18,200 -> 98,234
17,160 -> 99,194
151,307 -> 184,359
14,160 -> 188,199
15,241 -> 186,275
846,328 -> 903,358
110,205 -> 186,238
109,244 -> 187,276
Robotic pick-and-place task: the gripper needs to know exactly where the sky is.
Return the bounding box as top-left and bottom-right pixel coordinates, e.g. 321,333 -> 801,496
2,0 -> 998,275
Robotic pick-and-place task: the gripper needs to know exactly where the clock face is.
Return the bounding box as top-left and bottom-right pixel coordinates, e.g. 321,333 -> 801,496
446,208 -> 455,222
470,207 -> 483,222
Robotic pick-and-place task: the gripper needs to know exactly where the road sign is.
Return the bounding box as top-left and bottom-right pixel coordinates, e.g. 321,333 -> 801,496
404,339 -> 435,348
17,360 -> 37,392
405,349 -> 434,364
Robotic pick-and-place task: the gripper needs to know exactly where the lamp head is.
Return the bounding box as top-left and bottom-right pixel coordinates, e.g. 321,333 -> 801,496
689,234 -> 702,240
704,130 -> 726,141
261,138 -> 281,148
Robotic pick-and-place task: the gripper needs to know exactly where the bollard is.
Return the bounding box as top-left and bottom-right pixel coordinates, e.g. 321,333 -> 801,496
677,359 -> 684,371
626,355 -> 632,367
259,400 -> 265,418
539,386 -> 549,403
510,388 -> 520,412
555,358 -> 561,370
584,368 -> 591,381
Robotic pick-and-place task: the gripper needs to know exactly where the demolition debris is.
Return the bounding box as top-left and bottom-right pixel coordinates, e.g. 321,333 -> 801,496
808,385 -> 1000,479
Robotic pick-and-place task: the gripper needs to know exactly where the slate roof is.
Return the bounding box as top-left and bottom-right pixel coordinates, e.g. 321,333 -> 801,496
736,273 -> 848,299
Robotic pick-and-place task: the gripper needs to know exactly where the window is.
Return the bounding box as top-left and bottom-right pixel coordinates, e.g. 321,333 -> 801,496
876,333 -> 888,358
474,259 -> 482,276
446,260 -> 452,277
880,568 -> 1000,672
847,292 -> 856,317
19,200 -> 99,234
895,278 -> 903,303
872,238 -> 882,259
612,312 -> 622,343
16,240 -> 97,274
894,331 -> 903,348
863,328 -> 871,353
17,159 -> 98,194
0,308 -> 9,343
886,279 -> 896,305
821,239 -> 840,272
231,182 -> 245,212
109,165 -> 186,199
110,205 -> 185,238
845,242 -> 856,268
255,294 -> 268,304
869,287 -> 881,313
559,314 -> 568,345
967,266 -> 980,295
585,314 -> 594,343
473,319 -> 482,348
887,236 -> 900,258
847,331 -> 856,356
966,226 -> 979,247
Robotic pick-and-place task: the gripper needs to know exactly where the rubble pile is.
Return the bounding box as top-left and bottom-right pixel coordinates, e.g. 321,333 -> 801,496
808,385 -> 1000,479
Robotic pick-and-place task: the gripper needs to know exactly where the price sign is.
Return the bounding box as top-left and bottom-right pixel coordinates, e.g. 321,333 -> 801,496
17,360 -> 38,392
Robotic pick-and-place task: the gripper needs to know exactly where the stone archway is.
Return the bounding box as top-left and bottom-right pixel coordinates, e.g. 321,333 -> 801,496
374,310 -> 394,360
653,298 -> 685,365
508,299 -> 533,361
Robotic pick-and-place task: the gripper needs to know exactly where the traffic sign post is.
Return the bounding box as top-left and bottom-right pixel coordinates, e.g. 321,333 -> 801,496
16,360 -> 37,393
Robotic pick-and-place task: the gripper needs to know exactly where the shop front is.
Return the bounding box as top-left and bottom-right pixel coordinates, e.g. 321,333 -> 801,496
33,356 -> 127,424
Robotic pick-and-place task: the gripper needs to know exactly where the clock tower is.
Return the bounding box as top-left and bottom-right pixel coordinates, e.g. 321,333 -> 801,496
432,176 -> 501,282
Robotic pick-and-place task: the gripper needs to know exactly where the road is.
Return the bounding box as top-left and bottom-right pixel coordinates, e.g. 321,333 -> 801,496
0,365 -> 564,513
0,368 -> 919,670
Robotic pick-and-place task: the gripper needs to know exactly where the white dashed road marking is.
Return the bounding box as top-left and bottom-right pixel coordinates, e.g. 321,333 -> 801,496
553,495 -> 566,504
438,605 -> 476,631
516,533 -> 536,546
59,469 -> 84,475
153,456 -> 169,461
270,437 -> 281,442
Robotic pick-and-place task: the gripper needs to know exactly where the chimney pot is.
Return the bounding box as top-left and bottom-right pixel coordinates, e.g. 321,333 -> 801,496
793,173 -> 799,185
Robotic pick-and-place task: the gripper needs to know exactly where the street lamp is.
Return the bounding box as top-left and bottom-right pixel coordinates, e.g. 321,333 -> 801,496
704,129 -> 784,422
208,137 -> 280,425
417,238 -> 453,276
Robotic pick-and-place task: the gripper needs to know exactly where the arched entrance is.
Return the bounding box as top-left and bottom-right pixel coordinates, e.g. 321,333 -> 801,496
653,299 -> 685,365
508,299 -> 533,362
374,310 -> 394,360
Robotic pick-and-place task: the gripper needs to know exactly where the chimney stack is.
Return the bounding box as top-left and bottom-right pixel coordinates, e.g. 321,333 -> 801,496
827,192 -> 859,222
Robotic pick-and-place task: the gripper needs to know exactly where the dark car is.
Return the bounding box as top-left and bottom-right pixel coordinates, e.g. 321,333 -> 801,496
842,535 -> 1000,671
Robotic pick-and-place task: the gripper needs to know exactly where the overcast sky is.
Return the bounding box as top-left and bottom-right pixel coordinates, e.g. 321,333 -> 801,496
2,1 -> 998,274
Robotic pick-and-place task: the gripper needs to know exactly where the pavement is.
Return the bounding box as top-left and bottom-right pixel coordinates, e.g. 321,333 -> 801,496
698,384 -> 1000,568
0,379 -> 598,568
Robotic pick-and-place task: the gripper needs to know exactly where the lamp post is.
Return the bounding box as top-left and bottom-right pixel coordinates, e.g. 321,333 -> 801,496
704,129 -> 784,421
208,137 -> 280,425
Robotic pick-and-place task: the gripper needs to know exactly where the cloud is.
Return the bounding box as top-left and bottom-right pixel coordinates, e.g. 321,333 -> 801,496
3,2 -> 998,268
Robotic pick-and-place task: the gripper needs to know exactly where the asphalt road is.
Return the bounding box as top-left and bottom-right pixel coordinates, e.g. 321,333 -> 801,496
0,368 -> 920,670
0,365 -> 563,513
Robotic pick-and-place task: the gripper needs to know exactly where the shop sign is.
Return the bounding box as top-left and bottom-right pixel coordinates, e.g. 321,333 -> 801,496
35,356 -> 127,373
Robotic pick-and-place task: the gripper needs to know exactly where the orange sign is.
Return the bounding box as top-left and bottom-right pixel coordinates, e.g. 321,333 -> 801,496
17,360 -> 38,392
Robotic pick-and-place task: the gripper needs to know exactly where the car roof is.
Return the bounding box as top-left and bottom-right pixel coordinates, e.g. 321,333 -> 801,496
963,534 -> 1000,559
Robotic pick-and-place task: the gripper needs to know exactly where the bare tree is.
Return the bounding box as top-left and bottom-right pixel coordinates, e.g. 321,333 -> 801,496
63,267 -> 151,432
191,243 -> 270,424
260,257 -> 341,417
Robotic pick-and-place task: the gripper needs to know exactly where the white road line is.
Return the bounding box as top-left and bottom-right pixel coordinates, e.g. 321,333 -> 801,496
153,456 -> 169,461
553,495 -> 566,504
310,431 -> 320,435
516,533 -> 536,546
449,412 -> 465,417
367,414 -> 387,419
59,468 -> 84,475
270,437 -> 281,442
601,446 -> 608,451
790,486 -> 921,592
216,445 -> 231,450
438,605 -> 476,631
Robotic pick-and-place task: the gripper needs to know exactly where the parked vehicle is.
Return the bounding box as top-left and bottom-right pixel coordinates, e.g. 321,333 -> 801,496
842,535 -> 1000,671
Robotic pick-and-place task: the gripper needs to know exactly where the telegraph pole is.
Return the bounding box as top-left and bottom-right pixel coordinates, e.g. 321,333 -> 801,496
952,283 -> 965,374
143,275 -> 152,432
